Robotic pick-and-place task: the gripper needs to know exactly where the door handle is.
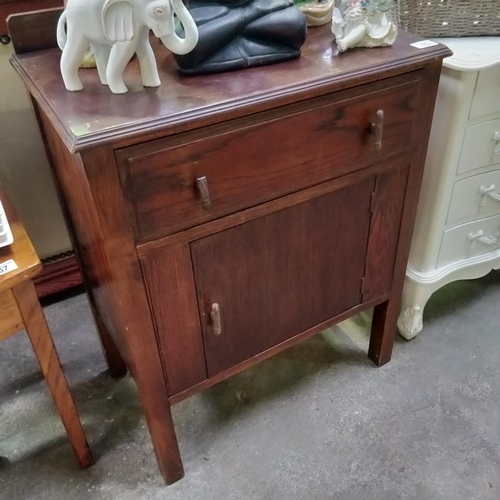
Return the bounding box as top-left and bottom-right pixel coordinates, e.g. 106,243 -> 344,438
210,303 -> 222,336
371,110 -> 384,153
196,176 -> 212,210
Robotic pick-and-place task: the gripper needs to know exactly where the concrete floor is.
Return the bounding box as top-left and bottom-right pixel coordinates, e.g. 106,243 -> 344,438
1,273 -> 500,499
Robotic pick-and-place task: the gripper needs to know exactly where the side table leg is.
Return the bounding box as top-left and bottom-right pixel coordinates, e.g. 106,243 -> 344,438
368,298 -> 399,367
13,280 -> 94,469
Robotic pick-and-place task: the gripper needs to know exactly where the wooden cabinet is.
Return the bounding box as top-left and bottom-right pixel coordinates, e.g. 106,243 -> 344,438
10,10 -> 450,485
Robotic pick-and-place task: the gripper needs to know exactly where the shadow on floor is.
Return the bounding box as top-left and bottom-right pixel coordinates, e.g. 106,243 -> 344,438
425,270 -> 500,322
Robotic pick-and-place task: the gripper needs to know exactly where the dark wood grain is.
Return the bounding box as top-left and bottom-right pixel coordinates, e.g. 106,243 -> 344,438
368,60 -> 444,367
6,6 -> 61,49
12,279 -> 93,469
363,159 -> 410,301
137,159 -> 404,257
33,255 -> 83,298
141,244 -> 207,395
191,177 -> 374,375
119,78 -> 418,242
10,22 -> 451,152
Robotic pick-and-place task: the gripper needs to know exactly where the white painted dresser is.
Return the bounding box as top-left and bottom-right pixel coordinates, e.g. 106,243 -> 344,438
398,37 -> 500,340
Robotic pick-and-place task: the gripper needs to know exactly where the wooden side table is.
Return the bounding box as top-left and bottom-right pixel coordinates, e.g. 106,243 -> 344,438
0,184 -> 93,469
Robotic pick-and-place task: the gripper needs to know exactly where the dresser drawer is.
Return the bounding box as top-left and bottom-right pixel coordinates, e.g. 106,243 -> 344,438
118,78 -> 419,242
457,119 -> 500,175
447,170 -> 500,226
470,67 -> 500,120
438,214 -> 500,268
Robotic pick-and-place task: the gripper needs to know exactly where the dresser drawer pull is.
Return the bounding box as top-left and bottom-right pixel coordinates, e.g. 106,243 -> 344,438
467,229 -> 500,256
493,131 -> 500,157
371,110 -> 384,153
479,184 -> 500,207
196,176 -> 212,210
210,303 -> 222,336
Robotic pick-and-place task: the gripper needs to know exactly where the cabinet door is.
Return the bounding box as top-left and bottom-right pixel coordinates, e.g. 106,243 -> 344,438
191,177 -> 374,376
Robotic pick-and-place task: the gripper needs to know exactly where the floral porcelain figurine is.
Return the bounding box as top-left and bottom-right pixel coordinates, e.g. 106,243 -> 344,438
332,0 -> 397,53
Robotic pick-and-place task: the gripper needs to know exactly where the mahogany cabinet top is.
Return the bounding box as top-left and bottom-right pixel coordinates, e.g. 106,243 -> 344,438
11,25 -> 451,152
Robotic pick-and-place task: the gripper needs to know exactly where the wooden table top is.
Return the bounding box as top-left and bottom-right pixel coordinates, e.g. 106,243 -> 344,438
0,185 -> 41,293
11,26 -> 451,152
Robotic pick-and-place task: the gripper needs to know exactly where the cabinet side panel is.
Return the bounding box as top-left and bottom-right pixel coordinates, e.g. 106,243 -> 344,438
141,245 -> 207,395
369,60 -> 444,365
77,145 -> 184,481
363,159 -> 410,301
37,111 -> 131,364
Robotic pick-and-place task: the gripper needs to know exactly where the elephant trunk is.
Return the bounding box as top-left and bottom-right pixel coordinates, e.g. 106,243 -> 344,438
160,0 -> 198,55
56,11 -> 68,50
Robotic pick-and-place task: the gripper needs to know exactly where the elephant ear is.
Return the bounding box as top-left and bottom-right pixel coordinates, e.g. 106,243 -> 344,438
102,0 -> 135,42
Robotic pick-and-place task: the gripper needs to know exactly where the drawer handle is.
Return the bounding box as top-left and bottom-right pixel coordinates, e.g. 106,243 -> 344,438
196,176 -> 212,211
493,131 -> 500,157
210,303 -> 222,336
467,229 -> 500,257
479,184 -> 500,207
371,110 -> 384,153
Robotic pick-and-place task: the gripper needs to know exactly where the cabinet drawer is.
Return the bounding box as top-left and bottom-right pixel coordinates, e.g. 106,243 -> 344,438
447,170 -> 500,226
469,67 -> 500,120
118,78 -> 418,242
438,214 -> 500,268
457,119 -> 500,175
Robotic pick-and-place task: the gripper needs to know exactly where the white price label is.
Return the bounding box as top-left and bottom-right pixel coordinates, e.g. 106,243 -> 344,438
411,40 -> 439,49
0,259 -> 18,276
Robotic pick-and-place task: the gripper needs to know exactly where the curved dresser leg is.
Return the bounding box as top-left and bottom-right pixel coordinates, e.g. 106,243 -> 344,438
397,275 -> 435,340
397,305 -> 424,340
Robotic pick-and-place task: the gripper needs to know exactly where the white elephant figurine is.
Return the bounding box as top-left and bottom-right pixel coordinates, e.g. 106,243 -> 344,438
57,0 -> 199,94
332,0 -> 397,53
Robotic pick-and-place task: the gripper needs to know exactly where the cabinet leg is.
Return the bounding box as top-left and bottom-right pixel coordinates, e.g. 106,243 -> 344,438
87,289 -> 127,378
368,299 -> 398,367
13,280 -> 94,469
134,372 -> 184,484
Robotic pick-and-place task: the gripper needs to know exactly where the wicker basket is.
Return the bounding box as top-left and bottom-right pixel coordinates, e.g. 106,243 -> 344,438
394,0 -> 500,37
